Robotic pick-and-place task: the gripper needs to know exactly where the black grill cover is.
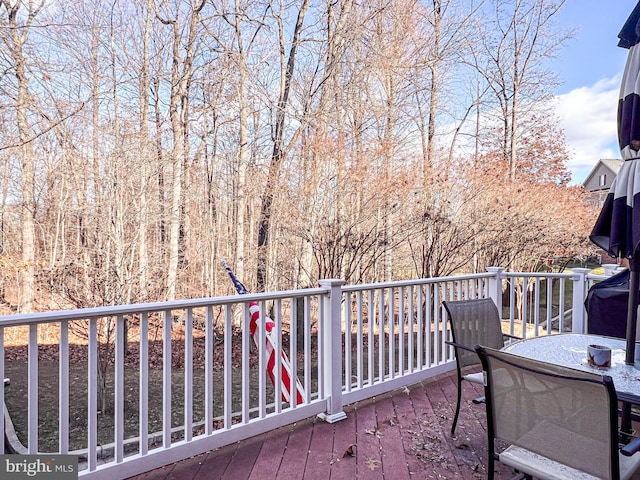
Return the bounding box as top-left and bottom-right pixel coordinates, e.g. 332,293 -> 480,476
585,269 -> 631,338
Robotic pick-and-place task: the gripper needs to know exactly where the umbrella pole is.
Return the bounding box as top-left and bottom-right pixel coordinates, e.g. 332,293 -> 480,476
621,255 -> 640,439
626,255 -> 640,365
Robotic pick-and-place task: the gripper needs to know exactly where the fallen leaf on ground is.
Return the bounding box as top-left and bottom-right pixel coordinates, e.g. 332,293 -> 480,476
342,444 -> 356,458
365,457 -> 381,470
365,428 -> 382,438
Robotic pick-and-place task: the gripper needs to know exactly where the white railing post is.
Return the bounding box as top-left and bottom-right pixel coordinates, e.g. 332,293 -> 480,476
571,268 -> 591,333
486,267 -> 505,313
317,279 -> 347,424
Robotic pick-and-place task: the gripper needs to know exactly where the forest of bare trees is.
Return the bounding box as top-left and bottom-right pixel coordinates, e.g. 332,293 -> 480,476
0,0 -> 598,313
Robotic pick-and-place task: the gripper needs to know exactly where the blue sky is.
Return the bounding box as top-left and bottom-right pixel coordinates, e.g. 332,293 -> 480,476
553,1 -> 638,184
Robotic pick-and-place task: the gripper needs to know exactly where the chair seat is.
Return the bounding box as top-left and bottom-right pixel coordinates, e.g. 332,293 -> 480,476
462,371 -> 484,384
501,445 -> 640,480
501,419 -> 610,478
463,368 -> 521,390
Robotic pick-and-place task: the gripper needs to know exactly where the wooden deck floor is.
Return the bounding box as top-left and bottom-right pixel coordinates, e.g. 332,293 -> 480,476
125,369 -> 522,480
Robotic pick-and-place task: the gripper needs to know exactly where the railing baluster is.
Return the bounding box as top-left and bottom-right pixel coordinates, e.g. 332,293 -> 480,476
304,296 -> 311,402
559,278 -> 567,333
417,286 -> 424,368
0,326 -> 4,450
289,298 -> 298,407
274,299 -> 282,413
389,287 -> 395,379
433,285 -> 440,364
318,293 -> 325,397
184,308 -> 193,442
242,303 -> 250,424
378,288 -> 385,382
367,290 -> 374,386
534,278 -> 541,335
398,287 -> 405,376
205,306 -> 214,434
509,279 -> 517,337
28,323 -> 38,453
88,318 -> 98,471
162,310 -> 172,448
258,301 -> 266,418
426,285 -> 433,368
356,291 -> 363,389
224,304 -> 232,428
408,286 -> 414,373
115,315 -> 125,463
59,321 -> 69,454
139,312 -> 149,456
522,276 -> 529,338
444,283 -> 452,360
344,292 -> 352,392
547,278 -> 554,334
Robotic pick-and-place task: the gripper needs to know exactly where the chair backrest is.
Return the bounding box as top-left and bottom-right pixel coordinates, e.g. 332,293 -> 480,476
443,298 -> 504,369
476,346 -> 620,480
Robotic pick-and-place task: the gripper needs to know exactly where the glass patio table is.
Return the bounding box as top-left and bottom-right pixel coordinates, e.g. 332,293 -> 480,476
502,333 -> 640,405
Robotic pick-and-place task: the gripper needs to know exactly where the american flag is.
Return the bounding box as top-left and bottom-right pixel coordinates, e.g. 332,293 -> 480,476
222,260 -> 304,405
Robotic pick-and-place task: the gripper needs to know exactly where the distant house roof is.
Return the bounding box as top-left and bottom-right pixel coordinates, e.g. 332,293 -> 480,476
600,158 -> 624,174
583,158 -> 623,192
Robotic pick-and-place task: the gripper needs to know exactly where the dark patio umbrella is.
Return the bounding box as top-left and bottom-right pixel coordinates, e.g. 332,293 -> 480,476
591,1 -> 640,369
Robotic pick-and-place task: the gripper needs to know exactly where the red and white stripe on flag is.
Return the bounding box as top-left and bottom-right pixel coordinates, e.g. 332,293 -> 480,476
248,301 -> 305,405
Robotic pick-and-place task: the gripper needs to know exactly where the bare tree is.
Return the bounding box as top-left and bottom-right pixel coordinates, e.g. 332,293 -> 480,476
156,0 -> 206,300
473,0 -> 571,180
0,0 -> 47,312
255,0 -> 311,291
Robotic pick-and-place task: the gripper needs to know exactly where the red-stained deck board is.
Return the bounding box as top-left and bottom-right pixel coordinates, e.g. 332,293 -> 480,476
271,417 -> 314,479
219,435 -> 263,480
326,406 -> 357,480
245,427 -> 290,480
434,374 -> 488,478
163,454 -> 205,480
129,464 -> 172,480
351,396 -> 385,479
459,377 -> 497,475
417,377 -> 474,479
193,447 -> 235,480
302,418 -> 337,479
391,386 -> 437,478
375,390 -> 412,480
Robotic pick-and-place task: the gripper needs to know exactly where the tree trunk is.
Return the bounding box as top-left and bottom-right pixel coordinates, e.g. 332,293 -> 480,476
159,0 -> 205,300
256,0 -> 310,291
2,0 -> 43,312
137,0 -> 154,301
233,0 -> 249,289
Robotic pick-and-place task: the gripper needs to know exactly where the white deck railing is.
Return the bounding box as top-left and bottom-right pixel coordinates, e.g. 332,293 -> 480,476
0,266 -> 605,479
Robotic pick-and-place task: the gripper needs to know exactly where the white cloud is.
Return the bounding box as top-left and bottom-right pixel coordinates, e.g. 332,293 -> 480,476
555,76 -> 621,184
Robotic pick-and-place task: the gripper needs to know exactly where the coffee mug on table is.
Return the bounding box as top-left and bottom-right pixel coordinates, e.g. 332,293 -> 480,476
587,344 -> 611,368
